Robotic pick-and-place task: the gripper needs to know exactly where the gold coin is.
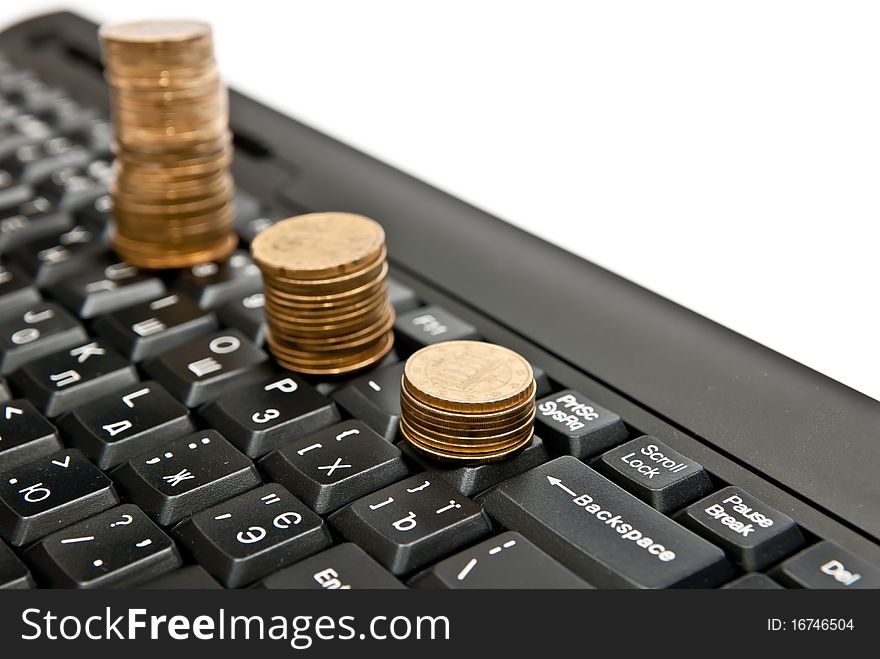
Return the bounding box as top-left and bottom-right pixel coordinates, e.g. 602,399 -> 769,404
251,212 -> 385,279
403,340 -> 534,413
100,20 -> 212,47
401,423 -> 534,464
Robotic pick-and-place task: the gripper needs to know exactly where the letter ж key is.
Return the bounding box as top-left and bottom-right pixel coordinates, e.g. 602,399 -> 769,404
173,484 -> 331,588
329,474 -> 491,576
478,456 -> 733,588
0,448 -> 118,546
111,430 -> 261,526
23,504 -> 181,588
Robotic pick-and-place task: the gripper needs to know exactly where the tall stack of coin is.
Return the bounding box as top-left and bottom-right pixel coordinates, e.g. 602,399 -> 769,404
400,341 -> 536,464
99,20 -> 237,268
250,212 -> 395,375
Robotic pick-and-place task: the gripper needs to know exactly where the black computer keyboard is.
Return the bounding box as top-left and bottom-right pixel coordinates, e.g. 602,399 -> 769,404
0,41 -> 878,591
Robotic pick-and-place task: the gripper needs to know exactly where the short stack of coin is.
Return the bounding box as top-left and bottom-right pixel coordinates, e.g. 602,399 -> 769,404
250,212 -> 396,375
99,19 -> 237,268
400,341 -> 536,464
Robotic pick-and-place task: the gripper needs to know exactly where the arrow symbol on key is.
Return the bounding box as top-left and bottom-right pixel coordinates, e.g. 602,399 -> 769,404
546,476 -> 577,497
51,455 -> 71,468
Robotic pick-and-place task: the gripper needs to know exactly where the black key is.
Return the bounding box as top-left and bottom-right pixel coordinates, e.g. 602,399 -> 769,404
721,573 -> 784,589
24,504 -> 181,588
68,118 -> 112,157
386,277 -> 419,314
0,448 -> 118,546
144,329 -> 271,407
173,251 -> 262,309
410,531 -> 591,589
0,169 -> 32,210
7,78 -> 64,114
233,199 -> 285,244
329,474 -> 490,575
50,259 -> 166,319
393,304 -> 480,355
1,136 -> 90,183
36,161 -> 112,210
37,96 -> 97,133
173,483 -> 331,588
138,565 -> 222,589
0,399 -> 62,472
255,543 -> 404,590
477,456 -> 733,588
332,360 -> 404,441
0,378 -> 9,402
1,538 -> 32,588
535,389 -> 628,459
530,364 -> 553,398
94,292 -> 217,362
595,436 -> 713,513
676,487 -> 804,572
399,435 -> 551,497
0,262 -> 40,319
200,372 -> 339,458
259,420 -> 409,514
58,381 -> 195,470
0,195 -> 72,253
0,303 -> 87,375
771,541 -> 880,589
111,430 -> 261,526
0,114 -> 51,160
10,340 -> 138,417
14,223 -> 107,288
217,291 -> 266,345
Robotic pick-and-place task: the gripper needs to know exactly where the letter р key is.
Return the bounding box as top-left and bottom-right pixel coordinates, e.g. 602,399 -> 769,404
329,474 -> 490,576
199,372 -> 340,458
111,430 -> 261,526
535,389 -> 628,459
676,487 -> 804,572
23,504 -> 181,588
0,448 -> 118,546
255,543 -> 404,589
173,484 -> 331,588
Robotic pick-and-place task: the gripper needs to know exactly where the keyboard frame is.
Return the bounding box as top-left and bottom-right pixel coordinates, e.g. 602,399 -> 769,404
1,11 -> 877,570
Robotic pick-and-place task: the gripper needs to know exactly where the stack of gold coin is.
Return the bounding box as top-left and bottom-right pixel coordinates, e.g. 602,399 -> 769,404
99,19 -> 237,268
400,341 -> 536,464
250,212 -> 396,375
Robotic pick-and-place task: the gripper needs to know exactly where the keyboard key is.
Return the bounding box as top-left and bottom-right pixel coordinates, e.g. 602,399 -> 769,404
393,305 -> 480,355
259,420 -> 409,514
10,340 -> 138,417
0,399 -> 62,472
399,435 -> 551,497
50,259 -> 166,319
199,372 -> 339,458
771,541 -> 880,589
255,543 -> 404,589
0,195 -> 72,253
676,487 -> 804,572
721,573 -> 784,589
173,483 -> 331,588
1,136 -> 90,183
14,223 -> 107,288
530,364 -> 553,398
138,565 -> 222,589
535,389 -> 628,459
94,292 -> 218,362
24,504 -> 181,588
331,360 -> 404,441
143,329 -> 271,407
0,262 -> 41,318
478,456 -> 733,588
329,474 -> 490,575
0,379 -> 9,402
111,430 -> 261,526
0,448 -> 118,546
410,531 -> 591,589
0,303 -> 87,375
217,291 -> 266,345
173,251 -> 262,309
595,436 -> 713,513
36,161 -> 111,210
1,538 -> 32,588
386,277 -> 419,314
234,203 -> 285,243
58,381 -> 195,470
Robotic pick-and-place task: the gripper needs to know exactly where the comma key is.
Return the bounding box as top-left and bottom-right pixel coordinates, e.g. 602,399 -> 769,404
675,487 -> 804,572
477,456 -> 733,588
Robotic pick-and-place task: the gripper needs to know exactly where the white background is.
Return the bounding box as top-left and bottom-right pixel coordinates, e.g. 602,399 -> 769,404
3,1 -> 879,400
